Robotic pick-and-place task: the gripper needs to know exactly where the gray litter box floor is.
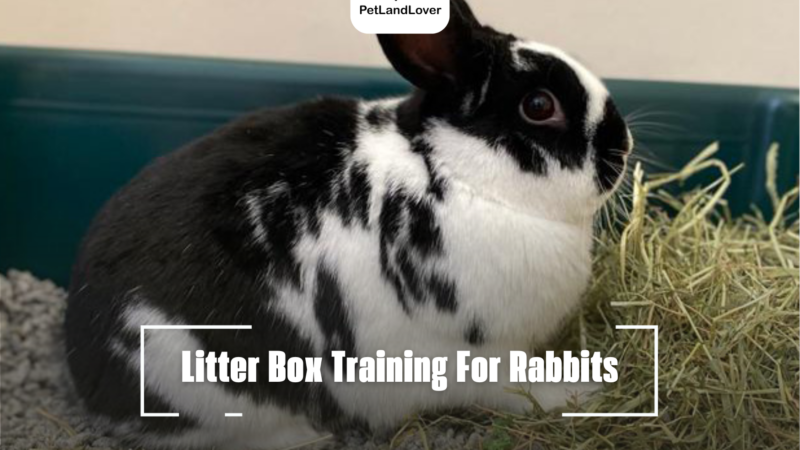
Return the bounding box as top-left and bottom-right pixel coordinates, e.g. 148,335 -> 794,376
0,271 -> 484,450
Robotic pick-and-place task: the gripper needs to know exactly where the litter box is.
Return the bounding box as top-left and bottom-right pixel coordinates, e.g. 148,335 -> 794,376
0,46 -> 797,286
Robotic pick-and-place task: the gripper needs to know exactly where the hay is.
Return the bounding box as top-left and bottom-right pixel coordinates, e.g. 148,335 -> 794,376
415,143 -> 799,450
558,143 -> 797,449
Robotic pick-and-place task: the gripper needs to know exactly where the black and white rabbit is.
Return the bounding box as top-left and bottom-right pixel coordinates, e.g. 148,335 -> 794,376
65,1 -> 632,448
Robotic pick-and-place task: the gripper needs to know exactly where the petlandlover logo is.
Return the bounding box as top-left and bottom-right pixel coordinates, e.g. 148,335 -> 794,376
351,0 -> 450,34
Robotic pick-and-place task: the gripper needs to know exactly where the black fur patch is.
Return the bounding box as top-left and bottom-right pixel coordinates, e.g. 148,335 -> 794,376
344,162 -> 372,227
379,189 -> 406,249
465,321 -> 485,346
378,189 -> 458,314
315,266 -> 357,367
379,189 -> 410,312
411,140 -> 447,199
366,106 -> 394,128
406,198 -> 442,257
428,275 -> 457,313
593,99 -> 630,192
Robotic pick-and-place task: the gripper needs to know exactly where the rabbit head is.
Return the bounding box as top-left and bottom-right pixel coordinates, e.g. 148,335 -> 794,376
379,0 -> 632,225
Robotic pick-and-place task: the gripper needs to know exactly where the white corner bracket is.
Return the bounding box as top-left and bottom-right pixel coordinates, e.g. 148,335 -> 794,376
139,325 -> 253,417
562,325 -> 659,418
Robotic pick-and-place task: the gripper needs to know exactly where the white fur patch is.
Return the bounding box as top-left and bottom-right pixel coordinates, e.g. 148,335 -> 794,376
243,193 -> 267,245
425,120 -> 602,225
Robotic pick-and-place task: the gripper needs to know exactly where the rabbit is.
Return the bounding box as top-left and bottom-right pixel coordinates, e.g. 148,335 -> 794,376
64,0 -> 633,448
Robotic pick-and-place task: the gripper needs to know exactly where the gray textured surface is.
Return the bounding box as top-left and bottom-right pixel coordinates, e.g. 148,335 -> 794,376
0,271 -> 484,449
0,270 -> 119,449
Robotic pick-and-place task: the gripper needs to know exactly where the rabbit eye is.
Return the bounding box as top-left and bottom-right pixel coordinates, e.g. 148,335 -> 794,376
520,90 -> 563,125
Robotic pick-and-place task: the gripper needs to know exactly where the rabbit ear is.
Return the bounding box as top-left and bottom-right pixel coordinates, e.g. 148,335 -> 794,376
378,0 -> 482,91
